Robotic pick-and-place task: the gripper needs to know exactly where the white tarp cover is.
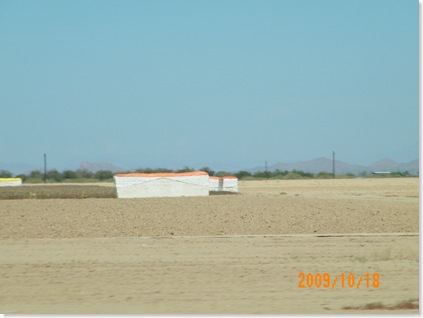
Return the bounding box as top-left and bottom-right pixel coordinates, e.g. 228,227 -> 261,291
114,171 -> 209,198
209,176 -> 238,192
209,176 -> 223,191
222,176 -> 238,192
0,178 -> 22,187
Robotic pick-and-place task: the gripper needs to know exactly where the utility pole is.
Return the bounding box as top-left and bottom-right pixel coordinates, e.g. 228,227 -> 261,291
43,153 -> 47,183
332,151 -> 335,179
265,160 -> 268,177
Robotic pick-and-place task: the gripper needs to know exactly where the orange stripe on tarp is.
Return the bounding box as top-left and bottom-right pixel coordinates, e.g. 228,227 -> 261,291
114,171 -> 209,178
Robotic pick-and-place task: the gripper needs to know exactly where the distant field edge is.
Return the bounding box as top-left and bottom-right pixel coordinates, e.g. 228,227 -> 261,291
90,232 -> 420,239
5,232 -> 417,242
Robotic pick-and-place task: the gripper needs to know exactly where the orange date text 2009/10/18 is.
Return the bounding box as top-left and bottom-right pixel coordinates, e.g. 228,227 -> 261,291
298,272 -> 380,289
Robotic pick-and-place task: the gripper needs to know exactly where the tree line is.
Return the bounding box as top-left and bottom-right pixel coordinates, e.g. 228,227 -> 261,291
0,166 -> 414,183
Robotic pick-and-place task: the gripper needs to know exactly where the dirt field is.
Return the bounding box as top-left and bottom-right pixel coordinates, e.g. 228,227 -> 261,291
0,178 -> 419,313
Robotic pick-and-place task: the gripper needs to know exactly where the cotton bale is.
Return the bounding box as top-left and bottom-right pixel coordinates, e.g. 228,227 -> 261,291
114,171 -> 210,198
221,176 -> 238,192
0,178 -> 22,187
209,176 -> 238,192
209,176 -> 224,191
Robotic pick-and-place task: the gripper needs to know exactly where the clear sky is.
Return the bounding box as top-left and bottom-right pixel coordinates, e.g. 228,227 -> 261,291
0,0 -> 419,172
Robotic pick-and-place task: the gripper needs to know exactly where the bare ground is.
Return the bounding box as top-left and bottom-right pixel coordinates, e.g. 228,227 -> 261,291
0,178 -> 419,314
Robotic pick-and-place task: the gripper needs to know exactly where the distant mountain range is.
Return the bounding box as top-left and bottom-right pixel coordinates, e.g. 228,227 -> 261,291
75,158 -> 420,175
0,157 -> 419,176
78,161 -> 124,173
249,157 -> 419,176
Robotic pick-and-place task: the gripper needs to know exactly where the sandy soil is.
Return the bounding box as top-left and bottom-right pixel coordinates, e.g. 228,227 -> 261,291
0,178 -> 419,314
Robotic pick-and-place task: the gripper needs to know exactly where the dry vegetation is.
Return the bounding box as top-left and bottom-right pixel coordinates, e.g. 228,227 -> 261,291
343,298 -> 419,310
0,185 -> 117,200
0,185 -> 239,199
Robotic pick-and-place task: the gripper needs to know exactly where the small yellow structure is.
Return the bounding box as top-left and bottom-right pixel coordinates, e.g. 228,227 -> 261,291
0,178 -> 22,186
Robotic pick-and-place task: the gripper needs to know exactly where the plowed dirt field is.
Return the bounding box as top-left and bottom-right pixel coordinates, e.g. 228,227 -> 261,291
0,178 -> 419,313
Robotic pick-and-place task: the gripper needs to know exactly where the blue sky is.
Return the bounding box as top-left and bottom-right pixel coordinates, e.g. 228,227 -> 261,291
0,0 -> 419,172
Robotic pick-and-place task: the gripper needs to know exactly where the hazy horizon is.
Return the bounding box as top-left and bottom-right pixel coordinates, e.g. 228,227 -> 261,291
0,154 -> 419,175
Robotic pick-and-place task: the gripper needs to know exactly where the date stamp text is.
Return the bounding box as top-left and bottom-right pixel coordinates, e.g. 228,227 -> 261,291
298,272 -> 380,289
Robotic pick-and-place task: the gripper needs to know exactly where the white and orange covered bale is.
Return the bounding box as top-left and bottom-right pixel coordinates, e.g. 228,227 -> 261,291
114,171 -> 210,198
0,178 -> 22,187
222,176 -> 238,192
209,176 -> 238,193
209,176 -> 222,192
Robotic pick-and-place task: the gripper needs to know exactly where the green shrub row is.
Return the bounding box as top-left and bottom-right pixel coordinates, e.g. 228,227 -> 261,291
0,166 -> 414,183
